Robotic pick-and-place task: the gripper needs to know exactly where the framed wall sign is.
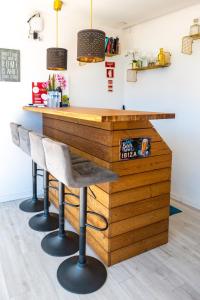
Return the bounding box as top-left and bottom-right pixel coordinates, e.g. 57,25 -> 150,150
105,61 -> 115,68
0,49 -> 20,82
107,69 -> 114,78
120,138 -> 151,160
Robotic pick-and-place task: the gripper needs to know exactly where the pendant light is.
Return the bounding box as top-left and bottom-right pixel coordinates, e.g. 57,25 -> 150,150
77,0 -> 105,63
47,0 -> 67,70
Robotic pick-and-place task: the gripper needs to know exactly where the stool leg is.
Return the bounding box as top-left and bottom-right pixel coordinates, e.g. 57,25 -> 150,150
29,171 -> 59,232
57,187 -> 107,294
78,186 -> 87,265
58,182 -> 65,236
41,182 -> 79,256
19,161 -> 44,213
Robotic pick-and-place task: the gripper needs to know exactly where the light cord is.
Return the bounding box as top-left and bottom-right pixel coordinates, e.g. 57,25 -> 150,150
90,0 -> 93,29
56,10 -> 59,47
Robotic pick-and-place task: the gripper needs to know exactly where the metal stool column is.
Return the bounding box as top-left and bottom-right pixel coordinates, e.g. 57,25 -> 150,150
19,160 -> 44,213
28,132 -> 59,232
57,186 -> 108,294
41,181 -> 79,256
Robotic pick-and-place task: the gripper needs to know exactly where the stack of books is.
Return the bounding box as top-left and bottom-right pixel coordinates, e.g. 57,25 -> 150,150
105,37 -> 120,56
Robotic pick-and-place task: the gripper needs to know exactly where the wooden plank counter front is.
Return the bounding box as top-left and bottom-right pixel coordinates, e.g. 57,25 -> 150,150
23,106 -> 175,266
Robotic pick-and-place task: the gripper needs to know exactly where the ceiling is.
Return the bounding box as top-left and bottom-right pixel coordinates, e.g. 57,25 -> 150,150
67,0 -> 200,28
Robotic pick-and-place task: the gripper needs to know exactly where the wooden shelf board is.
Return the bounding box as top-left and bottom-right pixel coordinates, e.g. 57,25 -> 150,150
130,64 -> 170,72
105,53 -> 119,57
183,33 -> 200,41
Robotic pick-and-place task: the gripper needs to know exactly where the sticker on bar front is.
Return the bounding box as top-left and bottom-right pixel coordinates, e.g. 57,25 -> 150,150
120,138 -> 151,160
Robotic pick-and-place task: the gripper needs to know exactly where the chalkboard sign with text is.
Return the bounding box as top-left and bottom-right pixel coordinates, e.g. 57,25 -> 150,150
0,49 -> 20,82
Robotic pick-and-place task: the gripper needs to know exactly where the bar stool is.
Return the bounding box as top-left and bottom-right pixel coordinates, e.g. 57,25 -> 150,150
28,131 -> 59,232
29,132 -> 85,255
42,138 -> 118,294
17,125 -> 44,213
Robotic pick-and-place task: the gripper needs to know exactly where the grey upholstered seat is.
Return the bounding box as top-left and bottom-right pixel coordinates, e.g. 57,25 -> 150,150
10,122 -> 21,146
29,132 -> 47,170
18,126 -> 31,155
42,138 -> 118,189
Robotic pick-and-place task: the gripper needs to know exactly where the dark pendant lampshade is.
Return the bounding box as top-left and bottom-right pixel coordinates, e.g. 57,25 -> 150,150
77,29 -> 105,63
47,48 -> 67,70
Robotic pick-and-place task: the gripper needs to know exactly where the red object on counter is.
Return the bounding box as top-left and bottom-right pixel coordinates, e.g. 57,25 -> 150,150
32,82 -> 47,105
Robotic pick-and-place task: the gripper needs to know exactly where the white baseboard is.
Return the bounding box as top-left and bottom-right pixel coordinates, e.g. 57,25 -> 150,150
171,192 -> 200,210
0,189 -> 43,203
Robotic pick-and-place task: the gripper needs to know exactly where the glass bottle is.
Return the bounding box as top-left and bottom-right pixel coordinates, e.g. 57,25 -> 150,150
190,19 -> 200,36
158,48 -> 166,66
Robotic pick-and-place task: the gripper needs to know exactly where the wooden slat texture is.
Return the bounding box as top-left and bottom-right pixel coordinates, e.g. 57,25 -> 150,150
110,220 -> 169,251
109,207 -> 169,237
99,168 -> 171,193
111,154 -> 172,176
110,194 -> 169,222
44,127 -> 171,163
43,117 -> 161,146
40,111 -> 173,266
49,174 -> 171,209
50,191 -> 169,258
49,178 -> 169,223
44,117 -> 113,146
109,181 -> 171,208
110,232 -> 168,265
43,126 -> 113,162
23,106 -> 175,122
43,114 -> 154,130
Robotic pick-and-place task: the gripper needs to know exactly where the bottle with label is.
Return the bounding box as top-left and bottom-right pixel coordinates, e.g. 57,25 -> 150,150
158,48 -> 166,66
190,19 -> 200,36
56,87 -> 62,107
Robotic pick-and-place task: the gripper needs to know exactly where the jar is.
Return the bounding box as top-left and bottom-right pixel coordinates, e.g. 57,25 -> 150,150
190,19 -> 200,36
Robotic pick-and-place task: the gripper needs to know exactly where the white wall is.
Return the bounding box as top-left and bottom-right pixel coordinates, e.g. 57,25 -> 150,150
123,4 -> 200,209
0,0 -> 124,202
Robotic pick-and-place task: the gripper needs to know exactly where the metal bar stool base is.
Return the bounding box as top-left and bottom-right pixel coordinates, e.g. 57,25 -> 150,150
19,198 -> 45,213
57,256 -> 107,294
41,231 -> 79,257
29,212 -> 59,232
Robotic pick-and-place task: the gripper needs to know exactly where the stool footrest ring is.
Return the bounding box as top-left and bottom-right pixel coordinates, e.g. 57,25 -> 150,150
86,211 -> 108,232
64,201 -> 80,208
64,193 -> 80,208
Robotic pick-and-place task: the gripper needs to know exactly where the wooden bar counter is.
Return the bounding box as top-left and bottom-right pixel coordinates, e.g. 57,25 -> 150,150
23,106 -> 175,266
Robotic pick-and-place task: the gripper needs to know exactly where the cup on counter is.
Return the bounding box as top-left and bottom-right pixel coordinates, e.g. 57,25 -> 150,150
47,91 -> 59,108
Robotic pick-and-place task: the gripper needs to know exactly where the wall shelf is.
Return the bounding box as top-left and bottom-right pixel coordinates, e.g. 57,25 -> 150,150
105,53 -> 119,57
182,33 -> 200,55
132,64 -> 170,71
127,64 -> 171,82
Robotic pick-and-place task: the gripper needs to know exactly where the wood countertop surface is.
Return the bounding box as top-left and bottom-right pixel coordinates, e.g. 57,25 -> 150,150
23,106 -> 175,123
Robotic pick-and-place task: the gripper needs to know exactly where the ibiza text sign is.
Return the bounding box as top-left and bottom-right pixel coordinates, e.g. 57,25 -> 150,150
0,49 -> 20,82
120,138 -> 151,160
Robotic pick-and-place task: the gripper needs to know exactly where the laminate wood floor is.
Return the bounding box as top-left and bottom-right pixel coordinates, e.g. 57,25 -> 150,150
0,199 -> 200,300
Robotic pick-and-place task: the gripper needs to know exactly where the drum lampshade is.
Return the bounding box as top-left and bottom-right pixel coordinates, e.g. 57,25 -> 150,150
47,48 -> 67,70
77,29 -> 105,63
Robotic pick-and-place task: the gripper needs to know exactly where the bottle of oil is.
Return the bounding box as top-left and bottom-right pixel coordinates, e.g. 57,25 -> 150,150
158,48 -> 166,66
